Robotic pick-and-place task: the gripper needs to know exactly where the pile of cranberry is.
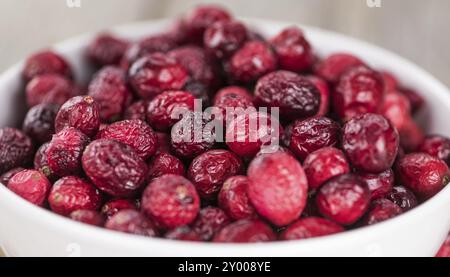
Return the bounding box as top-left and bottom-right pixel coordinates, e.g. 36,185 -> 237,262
1,5 -> 450,250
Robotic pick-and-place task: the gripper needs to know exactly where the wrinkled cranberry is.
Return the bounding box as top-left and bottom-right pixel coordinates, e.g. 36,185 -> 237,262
188,150 -> 243,199
184,81 -> 211,106
248,152 -> 308,226
213,86 -> 254,125
386,186 -> 418,212
141,174 -> 200,229
87,34 -> 129,67
70,210 -> 105,226
363,199 -> 403,226
0,128 -> 34,174
22,103 -> 58,144
204,20 -> 248,59
280,217 -> 344,241
148,152 -> 185,180
398,119 -> 424,152
306,75 -> 330,117
314,53 -> 364,83
101,198 -> 139,219
436,234 -> 450,257
55,96 -> 100,137
218,176 -> 257,220
316,174 -> 370,225
381,91 -> 412,131
418,135 -> 450,166
213,219 -> 276,243
105,209 -> 158,237
82,139 -> 148,197
399,88 -> 425,114
26,74 -> 77,108
33,142 -> 57,181
156,132 -> 171,153
357,169 -> 394,200
0,167 -> 25,186
23,51 -> 72,81
165,226 -> 202,241
381,71 -> 399,93
124,100 -> 148,122
192,207 -> 231,241
48,176 -> 102,216
8,169 -> 51,206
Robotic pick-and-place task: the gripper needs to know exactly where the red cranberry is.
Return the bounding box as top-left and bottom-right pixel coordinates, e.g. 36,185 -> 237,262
333,66 -> 385,121
218,176 -> 256,221
213,86 -> 254,125
34,142 -> 57,181
386,186 -> 418,212
306,75 -> 330,117
213,219 -> 276,243
22,103 -> 58,144
363,199 -> 402,226
70,210 -> 105,226
8,169 -> 51,206
397,153 -> 449,200
124,100 -> 148,122
148,152 -> 185,180
26,74 -> 77,108
436,234 -> 450,257
280,217 -> 344,241
343,114 -> 399,173
204,20 -> 248,59
184,81 -> 211,106
147,90 -> 195,131
188,150 -> 244,199
398,119 -> 424,152
381,91 -> 412,131
381,71 -> 399,93
229,41 -> 277,83
192,207 -> 231,241
316,174 -> 370,225
88,34 -> 129,67
23,51 -> 72,81
48,176 -> 102,216
303,147 -> 350,190
418,135 -> 450,166
356,169 -> 394,200
82,139 -> 148,197
248,152 -> 308,226
399,88 -> 425,114
101,198 -> 139,219
0,128 -> 34,174
314,53 -> 364,83
141,174 -> 200,229
105,210 -> 158,237
254,71 -> 320,121
165,226 -> 202,241
0,167 -> 25,186
55,96 -> 100,137
156,132 -> 171,153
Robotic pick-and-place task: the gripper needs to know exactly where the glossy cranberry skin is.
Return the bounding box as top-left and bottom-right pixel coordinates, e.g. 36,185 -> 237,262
88,34 -> 129,67
386,186 -> 418,212
0,167 -> 25,185
306,75 -> 330,117
141,174 -> 200,229
397,153 -> 449,200
165,226 -> 202,241
8,170 -> 51,206
124,100 -> 148,122
204,20 -> 248,59
88,66 -> 132,122
22,103 -> 58,144
229,41 -> 277,83
101,198 -> 139,219
148,152 -> 185,180
254,71 -> 320,121
381,91 -> 412,131
343,114 -> 399,173
0,128 -> 33,174
188,150 -> 244,199
128,53 -> 189,100
316,174 -> 370,225
218,176 -> 257,220
399,88 -> 425,114
314,53 -> 364,83
303,147 -> 350,190
248,152 -> 308,226
48,176 -> 102,216
363,199 -> 403,226
280,217 -> 344,241
23,51 -> 72,81
70,210 -> 105,226
147,90 -> 195,131
55,96 -> 100,137
333,66 -> 385,121
192,207 -> 231,241
398,119 -> 424,153
213,86 -> 254,125
270,27 -> 314,72
105,210 -> 158,237
357,169 -> 394,200
26,74 -> 77,108
418,135 -> 450,166
436,234 -> 450,257
213,219 -> 276,243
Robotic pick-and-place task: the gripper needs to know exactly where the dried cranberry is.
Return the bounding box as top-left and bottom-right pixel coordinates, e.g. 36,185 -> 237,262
357,169 -> 394,200
398,119 -> 424,152
105,210 -> 158,237
204,20 -> 248,59
70,210 -> 105,226
26,74 -> 77,108
218,176 -> 257,220
148,152 -> 185,180
418,135 -> 450,166
386,186 -> 418,212
363,199 -> 402,226
192,207 -> 231,241
314,53 -> 364,83
381,91 -> 412,131
141,174 -> 200,229
22,103 -> 58,144
306,75 -> 330,117
48,176 -> 102,216
165,226 -> 202,241
248,152 -> 308,226
213,86 -> 254,125
436,234 -> 450,257
23,51 -> 72,81
123,101 -> 147,122
213,219 -> 276,243
55,96 -> 100,137
381,71 -> 399,93
280,217 -> 344,241
0,167 -> 25,186
8,169 -> 51,206
101,198 -> 139,219
34,142 -> 57,181
88,34 -> 129,67
0,128 -> 34,174
156,132 -> 171,153
399,88 -> 425,114
82,139 -> 148,197
184,81 -> 211,106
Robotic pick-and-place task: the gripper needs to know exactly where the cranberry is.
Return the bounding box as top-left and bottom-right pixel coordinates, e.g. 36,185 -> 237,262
397,153 -> 449,200
141,174 -> 200,229
0,128 -> 34,174
333,66 -> 385,121
229,41 -> 277,83
87,34 -> 129,67
156,132 -> 171,153
128,53 -> 188,99
34,142 -> 57,181
213,86 -> 254,125
101,198 -> 139,219
105,210 -> 158,237
26,74 -> 77,108
356,169 -> 394,200
213,219 -> 276,243
23,51 -> 72,81
165,226 -> 202,241
303,147 -> 350,190
280,217 -> 344,241
148,152 -> 185,180
418,135 -> 450,166
436,234 -> 450,257
386,186 -> 418,212
254,71 -> 320,121
363,199 -> 402,226
147,90 -> 195,131
381,71 -> 399,93
314,53 -> 365,83
124,100 -> 148,122
192,207 -> 231,241
48,176 -> 102,216
82,139 -> 148,197
218,176 -> 257,220
70,210 -> 105,226
184,81 -> 211,106
381,91 -> 412,131
398,119 -> 424,152
248,152 -> 308,226
316,174 -> 370,225
22,103 -> 58,144
188,150 -> 244,199
88,66 -> 132,122
306,75 -> 330,117
7,169 -> 51,206
343,114 -> 399,173
399,88 -> 425,114
55,96 -> 100,137
204,20 -> 248,59
0,167 -> 25,185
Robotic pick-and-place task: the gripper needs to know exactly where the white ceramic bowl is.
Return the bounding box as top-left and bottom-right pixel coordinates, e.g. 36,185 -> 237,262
0,18 -> 450,257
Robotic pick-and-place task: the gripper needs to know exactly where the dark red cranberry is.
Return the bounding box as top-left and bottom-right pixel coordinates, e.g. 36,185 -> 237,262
213,219 -> 276,243
88,34 -> 129,67
398,119 -> 424,152
0,128 -> 34,174
147,90 -> 195,131
188,150 -> 243,199
48,176 -> 102,216
213,86 -> 254,125
26,74 -> 77,108
204,20 -> 248,59
141,174 -> 200,229
343,114 -> 399,173
156,132 -> 171,153
0,167 -> 25,185
316,174 -> 370,225
356,169 -> 394,200
105,210 -> 158,237
192,207 -> 231,241
280,217 -> 344,241
229,41 -> 277,83
254,71 -> 320,121
397,153 -> 449,200
88,66 -> 132,122
381,71 -> 399,93
101,198 -> 139,219
22,103 -> 58,144
218,176 -> 257,220
184,81 -> 211,106
124,100 -> 148,122
7,169 -> 51,206
386,186 -> 418,212
333,66 -> 385,121
148,152 -> 185,180
55,96 -> 100,137
303,147 -> 350,190
436,234 -> 450,257
306,75 -> 330,117
34,142 -> 57,181
165,226 -> 202,241
381,91 -> 412,131
399,88 -> 425,114
418,135 -> 450,166
97,120 -> 158,160
82,139 -> 148,197
70,210 -> 105,226
248,152 -> 308,226
23,51 -> 72,81
363,199 -> 403,226
314,53 -> 364,83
